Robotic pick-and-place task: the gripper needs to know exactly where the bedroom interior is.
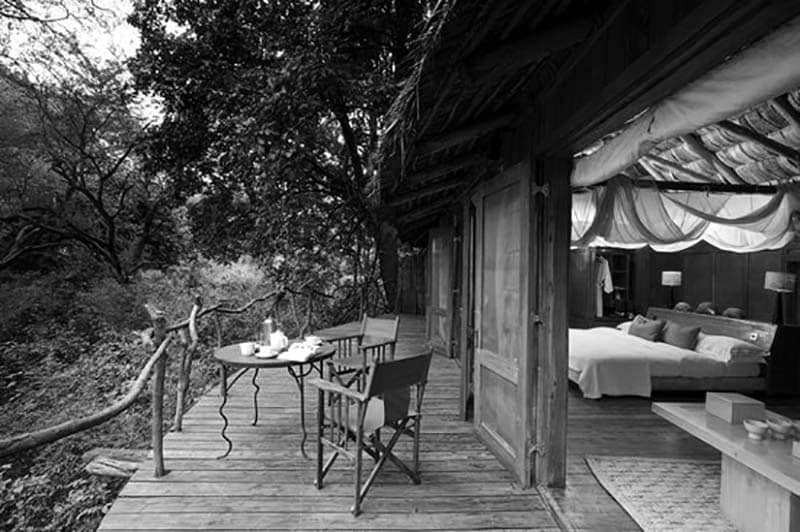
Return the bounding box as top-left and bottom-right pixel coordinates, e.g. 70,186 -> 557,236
376,2 -> 800,530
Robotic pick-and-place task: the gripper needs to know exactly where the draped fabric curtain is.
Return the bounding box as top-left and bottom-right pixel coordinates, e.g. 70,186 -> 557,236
572,177 -> 800,252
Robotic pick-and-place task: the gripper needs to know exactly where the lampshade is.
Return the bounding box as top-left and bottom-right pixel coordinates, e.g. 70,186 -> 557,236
764,271 -> 796,293
661,271 -> 682,287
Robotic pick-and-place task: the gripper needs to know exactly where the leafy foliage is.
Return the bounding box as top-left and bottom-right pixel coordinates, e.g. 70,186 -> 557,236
130,0 -> 424,305
0,64 -> 184,281
0,256 -> 297,531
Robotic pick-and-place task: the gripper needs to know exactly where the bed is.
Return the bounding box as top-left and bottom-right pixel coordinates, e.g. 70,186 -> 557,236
568,307 -> 777,399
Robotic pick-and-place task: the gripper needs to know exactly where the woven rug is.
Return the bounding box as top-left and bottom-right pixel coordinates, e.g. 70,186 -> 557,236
585,456 -> 736,532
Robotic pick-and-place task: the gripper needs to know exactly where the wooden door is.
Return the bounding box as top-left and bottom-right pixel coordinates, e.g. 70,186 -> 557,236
427,226 -> 453,356
459,200 -> 476,420
471,162 -> 533,486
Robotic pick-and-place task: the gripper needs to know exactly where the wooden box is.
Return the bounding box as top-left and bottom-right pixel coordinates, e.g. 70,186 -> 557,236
705,392 -> 765,424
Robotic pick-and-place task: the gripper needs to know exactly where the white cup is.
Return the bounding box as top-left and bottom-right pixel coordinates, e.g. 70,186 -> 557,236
239,342 -> 255,356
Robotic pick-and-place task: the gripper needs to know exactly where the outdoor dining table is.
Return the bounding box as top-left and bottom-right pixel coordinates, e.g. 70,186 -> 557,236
212,341 -> 336,459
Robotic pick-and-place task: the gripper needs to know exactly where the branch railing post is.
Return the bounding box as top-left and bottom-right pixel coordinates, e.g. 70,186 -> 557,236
0,288 -> 290,465
174,296 -> 202,431
146,305 -> 168,478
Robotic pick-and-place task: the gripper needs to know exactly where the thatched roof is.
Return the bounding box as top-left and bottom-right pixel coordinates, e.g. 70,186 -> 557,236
378,0 -> 602,239
378,1 -> 800,243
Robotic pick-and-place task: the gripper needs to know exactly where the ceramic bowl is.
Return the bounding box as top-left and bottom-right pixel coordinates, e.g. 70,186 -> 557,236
743,419 -> 769,440
767,418 -> 794,440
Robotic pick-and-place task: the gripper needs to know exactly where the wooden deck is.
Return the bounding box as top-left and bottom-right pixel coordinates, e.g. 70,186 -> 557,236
101,315 -> 800,531
100,315 -> 561,531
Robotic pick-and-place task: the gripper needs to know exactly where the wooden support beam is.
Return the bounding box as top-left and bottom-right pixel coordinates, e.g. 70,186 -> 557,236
639,158 -> 671,183
500,0 -> 546,40
680,133 -> 745,185
643,154 -> 716,183
538,1 -> 631,102
388,174 -> 469,207
581,179 -> 779,194
405,154 -> 485,186
716,120 -> 800,165
415,114 -> 514,157
770,95 -> 800,135
531,157 -> 571,488
468,19 -> 592,79
397,198 -> 452,223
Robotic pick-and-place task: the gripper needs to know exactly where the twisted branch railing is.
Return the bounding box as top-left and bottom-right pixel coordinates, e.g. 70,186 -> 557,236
0,289 -> 285,476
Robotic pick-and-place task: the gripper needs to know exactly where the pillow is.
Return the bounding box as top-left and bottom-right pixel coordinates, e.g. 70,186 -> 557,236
616,321 -> 633,334
722,307 -> 746,319
695,333 -> 767,363
627,315 -> 665,341
662,320 -> 700,350
695,301 -> 718,315
673,301 -> 692,312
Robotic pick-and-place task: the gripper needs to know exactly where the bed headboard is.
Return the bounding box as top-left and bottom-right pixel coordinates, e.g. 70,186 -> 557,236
646,307 -> 777,351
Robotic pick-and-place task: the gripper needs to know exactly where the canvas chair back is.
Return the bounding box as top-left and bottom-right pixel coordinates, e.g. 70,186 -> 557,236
360,314 -> 399,343
363,352 -> 431,425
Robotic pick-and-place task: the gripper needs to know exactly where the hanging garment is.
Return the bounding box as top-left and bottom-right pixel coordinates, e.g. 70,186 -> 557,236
595,256 -> 614,317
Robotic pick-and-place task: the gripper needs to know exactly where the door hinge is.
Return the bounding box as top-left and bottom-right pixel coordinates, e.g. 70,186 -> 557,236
528,443 -> 546,459
531,182 -> 550,197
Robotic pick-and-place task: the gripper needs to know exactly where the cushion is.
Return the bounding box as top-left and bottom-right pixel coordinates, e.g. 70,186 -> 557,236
695,301 -> 718,315
627,315 -> 665,342
673,301 -> 692,312
695,333 -> 767,363
662,320 -> 701,350
722,307 -> 746,319
616,321 -> 633,334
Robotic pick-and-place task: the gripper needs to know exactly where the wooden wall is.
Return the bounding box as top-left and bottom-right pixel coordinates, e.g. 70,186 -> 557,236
397,248 -> 426,314
570,241 -> 800,326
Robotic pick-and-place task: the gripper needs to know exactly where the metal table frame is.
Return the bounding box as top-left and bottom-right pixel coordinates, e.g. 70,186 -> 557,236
214,343 -> 335,459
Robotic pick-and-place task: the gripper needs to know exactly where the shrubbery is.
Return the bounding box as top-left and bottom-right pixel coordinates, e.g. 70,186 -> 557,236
0,255 -> 362,531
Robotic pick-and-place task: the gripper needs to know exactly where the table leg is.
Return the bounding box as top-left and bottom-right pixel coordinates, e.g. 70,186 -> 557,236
721,454 -> 800,532
217,364 -> 232,459
217,366 -> 250,459
287,363 -> 316,459
251,368 -> 260,426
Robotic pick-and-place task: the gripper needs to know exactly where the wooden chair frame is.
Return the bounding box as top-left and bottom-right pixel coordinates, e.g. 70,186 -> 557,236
309,351 -> 432,516
330,314 -> 401,390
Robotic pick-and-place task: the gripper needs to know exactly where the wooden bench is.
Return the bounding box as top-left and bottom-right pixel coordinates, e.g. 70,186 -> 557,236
653,402 -> 800,532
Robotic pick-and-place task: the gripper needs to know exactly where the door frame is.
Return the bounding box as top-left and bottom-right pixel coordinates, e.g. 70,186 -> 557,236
456,157 -> 571,488
469,161 -> 535,486
459,199 -> 476,421
426,223 -> 454,356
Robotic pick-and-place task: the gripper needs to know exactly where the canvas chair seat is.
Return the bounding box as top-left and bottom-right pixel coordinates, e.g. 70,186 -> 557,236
310,351 -> 432,516
348,399 -> 384,433
346,389 -> 416,433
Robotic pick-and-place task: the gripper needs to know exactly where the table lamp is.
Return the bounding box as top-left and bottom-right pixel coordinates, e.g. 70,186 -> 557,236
661,271 -> 682,308
764,271 -> 796,324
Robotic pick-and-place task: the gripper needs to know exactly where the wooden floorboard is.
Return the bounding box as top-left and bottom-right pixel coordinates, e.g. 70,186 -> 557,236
102,314 -> 799,531
550,382 -> 800,531
99,315 -> 557,531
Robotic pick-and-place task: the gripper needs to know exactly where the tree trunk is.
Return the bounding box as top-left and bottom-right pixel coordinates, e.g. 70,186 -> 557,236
376,221 -> 399,312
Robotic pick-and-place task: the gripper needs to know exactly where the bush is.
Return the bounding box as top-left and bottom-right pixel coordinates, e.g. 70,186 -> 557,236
0,255 -> 292,531
0,252 -> 381,530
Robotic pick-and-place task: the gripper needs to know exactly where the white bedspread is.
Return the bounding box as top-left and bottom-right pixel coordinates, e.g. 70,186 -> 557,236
569,327 -> 760,399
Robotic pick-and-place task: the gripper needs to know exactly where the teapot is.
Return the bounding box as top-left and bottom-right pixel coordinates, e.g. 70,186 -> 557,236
270,330 -> 289,350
